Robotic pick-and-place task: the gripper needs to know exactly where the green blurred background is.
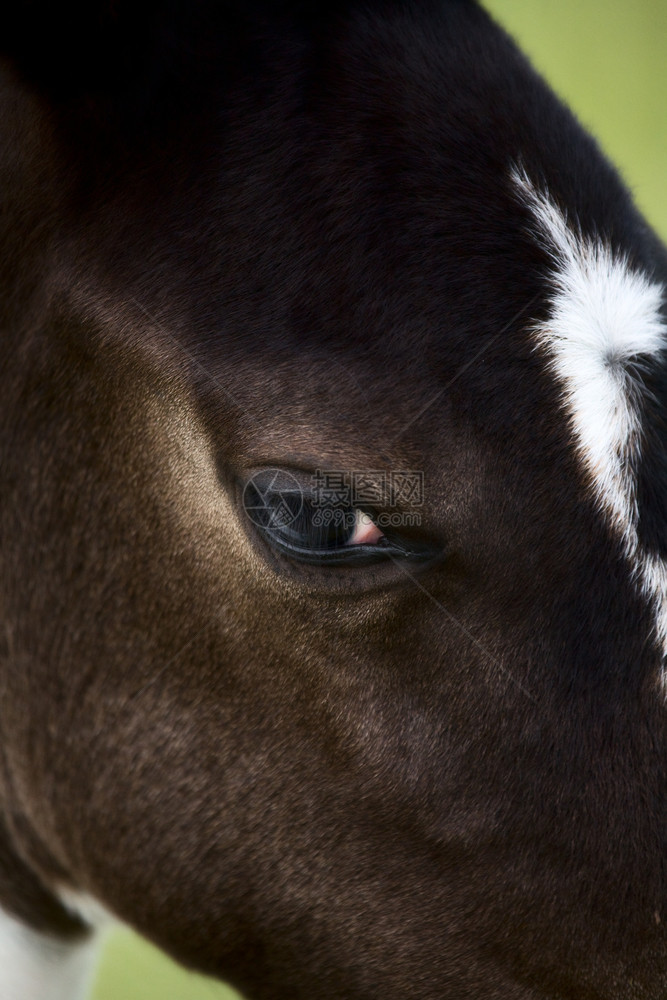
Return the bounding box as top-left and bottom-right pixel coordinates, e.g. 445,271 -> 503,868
91,1 -> 667,997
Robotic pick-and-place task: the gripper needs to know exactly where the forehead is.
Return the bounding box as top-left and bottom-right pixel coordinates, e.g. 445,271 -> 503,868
94,5 -> 654,330
66,1 -> 666,456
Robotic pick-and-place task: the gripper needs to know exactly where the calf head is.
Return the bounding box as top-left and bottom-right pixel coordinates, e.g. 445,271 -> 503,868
1,1 -> 666,998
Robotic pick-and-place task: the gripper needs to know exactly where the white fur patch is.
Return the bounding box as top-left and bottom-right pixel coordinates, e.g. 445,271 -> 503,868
512,166 -> 667,666
0,906 -> 100,1000
57,889 -> 115,932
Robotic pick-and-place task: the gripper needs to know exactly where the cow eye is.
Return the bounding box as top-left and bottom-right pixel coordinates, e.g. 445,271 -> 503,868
242,471 -> 430,567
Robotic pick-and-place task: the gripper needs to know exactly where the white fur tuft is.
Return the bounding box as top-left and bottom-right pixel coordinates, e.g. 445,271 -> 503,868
512,165 -> 667,674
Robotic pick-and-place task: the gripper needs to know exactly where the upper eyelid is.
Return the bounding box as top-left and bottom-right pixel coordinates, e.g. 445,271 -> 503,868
262,485 -> 377,510
255,469 -> 389,493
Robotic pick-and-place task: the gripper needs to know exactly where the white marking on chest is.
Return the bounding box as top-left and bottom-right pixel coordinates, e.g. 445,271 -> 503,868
512,166 -> 667,667
0,906 -> 101,1000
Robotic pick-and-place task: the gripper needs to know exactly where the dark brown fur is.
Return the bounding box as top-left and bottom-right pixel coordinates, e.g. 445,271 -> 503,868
1,1 -> 666,997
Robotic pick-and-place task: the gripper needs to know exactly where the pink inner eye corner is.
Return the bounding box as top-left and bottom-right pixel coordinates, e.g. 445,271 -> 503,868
349,510 -> 384,546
